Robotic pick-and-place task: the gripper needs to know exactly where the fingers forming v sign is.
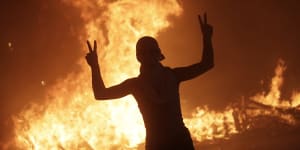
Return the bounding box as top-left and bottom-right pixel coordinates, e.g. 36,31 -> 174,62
198,12 -> 213,38
198,13 -> 207,34
87,40 -> 97,54
86,40 -> 99,67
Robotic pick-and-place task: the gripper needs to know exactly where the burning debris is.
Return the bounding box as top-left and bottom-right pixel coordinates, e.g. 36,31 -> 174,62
189,60 -> 300,150
9,0 -> 183,149
5,0 -> 300,150
193,98 -> 300,150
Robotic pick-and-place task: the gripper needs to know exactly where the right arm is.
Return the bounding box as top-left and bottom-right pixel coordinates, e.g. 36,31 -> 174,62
173,13 -> 214,82
86,40 -> 133,100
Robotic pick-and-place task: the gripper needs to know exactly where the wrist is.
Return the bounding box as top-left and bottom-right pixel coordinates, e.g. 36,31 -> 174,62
203,36 -> 212,43
90,63 -> 100,69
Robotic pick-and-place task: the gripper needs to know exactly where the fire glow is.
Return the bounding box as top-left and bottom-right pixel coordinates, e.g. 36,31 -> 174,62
9,0 -> 300,150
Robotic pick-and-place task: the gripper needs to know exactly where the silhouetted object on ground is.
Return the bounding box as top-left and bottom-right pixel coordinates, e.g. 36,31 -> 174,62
85,13 -> 214,150
197,99 -> 300,150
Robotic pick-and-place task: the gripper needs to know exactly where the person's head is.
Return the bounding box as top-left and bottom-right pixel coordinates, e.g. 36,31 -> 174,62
136,36 -> 165,65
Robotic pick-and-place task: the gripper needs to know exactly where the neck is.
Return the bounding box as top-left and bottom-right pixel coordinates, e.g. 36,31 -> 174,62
140,62 -> 163,74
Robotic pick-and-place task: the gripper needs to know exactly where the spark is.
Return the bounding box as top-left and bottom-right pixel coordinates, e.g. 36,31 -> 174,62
8,42 -> 13,51
41,80 -> 46,86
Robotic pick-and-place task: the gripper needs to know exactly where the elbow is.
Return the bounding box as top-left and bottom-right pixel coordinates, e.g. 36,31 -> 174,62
94,94 -> 102,100
202,60 -> 214,71
92,87 -> 108,100
93,90 -> 114,100
94,95 -> 101,100
92,88 -> 101,100
93,92 -> 106,100
208,62 -> 214,70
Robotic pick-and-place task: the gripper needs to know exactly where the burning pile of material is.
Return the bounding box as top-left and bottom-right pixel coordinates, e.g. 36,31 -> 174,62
233,60 -> 300,132
4,0 -> 300,150
10,0 -> 184,149
190,60 -> 300,149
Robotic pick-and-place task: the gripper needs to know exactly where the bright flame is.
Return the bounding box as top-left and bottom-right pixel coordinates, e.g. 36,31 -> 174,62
11,0 -> 183,150
184,106 -> 237,142
252,59 -> 300,108
184,59 -> 300,142
245,60 -> 300,125
7,0 -> 300,150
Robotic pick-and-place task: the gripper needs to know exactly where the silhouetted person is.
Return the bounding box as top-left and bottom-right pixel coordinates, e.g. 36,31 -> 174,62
86,13 -> 214,150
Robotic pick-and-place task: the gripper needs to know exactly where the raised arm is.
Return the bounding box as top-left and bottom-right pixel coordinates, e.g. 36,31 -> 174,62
173,13 -> 214,82
85,40 -> 133,100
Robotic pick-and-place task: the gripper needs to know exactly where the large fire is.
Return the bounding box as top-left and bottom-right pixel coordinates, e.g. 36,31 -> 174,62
6,0 -> 300,150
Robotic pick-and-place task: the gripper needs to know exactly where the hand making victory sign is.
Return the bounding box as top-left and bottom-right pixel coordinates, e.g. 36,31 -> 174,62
198,13 -> 213,39
86,40 -> 99,68
84,13 -> 215,150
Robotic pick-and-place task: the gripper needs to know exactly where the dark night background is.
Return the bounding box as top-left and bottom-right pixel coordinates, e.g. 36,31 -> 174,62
1,0 -> 300,146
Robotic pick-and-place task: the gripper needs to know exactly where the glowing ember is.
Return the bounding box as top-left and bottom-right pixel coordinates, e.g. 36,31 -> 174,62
41,80 -> 46,86
8,42 -> 13,51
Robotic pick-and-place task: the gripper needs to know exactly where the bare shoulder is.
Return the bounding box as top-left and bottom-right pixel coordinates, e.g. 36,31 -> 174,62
167,66 -> 180,75
124,77 -> 138,86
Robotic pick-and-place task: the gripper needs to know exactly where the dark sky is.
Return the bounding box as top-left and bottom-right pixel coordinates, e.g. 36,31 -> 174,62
1,0 -> 300,145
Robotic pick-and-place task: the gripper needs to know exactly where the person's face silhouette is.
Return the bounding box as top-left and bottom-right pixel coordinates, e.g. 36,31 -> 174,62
136,36 -> 165,65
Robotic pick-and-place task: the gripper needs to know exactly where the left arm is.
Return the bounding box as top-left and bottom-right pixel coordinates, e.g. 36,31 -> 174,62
86,40 -> 134,100
173,13 -> 214,82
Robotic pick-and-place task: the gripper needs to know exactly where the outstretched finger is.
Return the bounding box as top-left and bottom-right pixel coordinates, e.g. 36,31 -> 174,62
204,12 -> 207,24
87,40 -> 93,53
93,40 -> 97,53
198,15 -> 204,28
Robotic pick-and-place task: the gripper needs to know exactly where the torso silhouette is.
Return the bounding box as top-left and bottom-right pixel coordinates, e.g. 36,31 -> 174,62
86,14 -> 213,149
118,64 -> 197,149
134,66 -> 185,144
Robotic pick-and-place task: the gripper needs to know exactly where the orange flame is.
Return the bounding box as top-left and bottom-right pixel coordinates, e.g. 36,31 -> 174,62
12,0 -> 183,149
184,106 -> 237,142
246,60 -> 300,125
252,59 -> 300,108
8,1 -> 300,150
